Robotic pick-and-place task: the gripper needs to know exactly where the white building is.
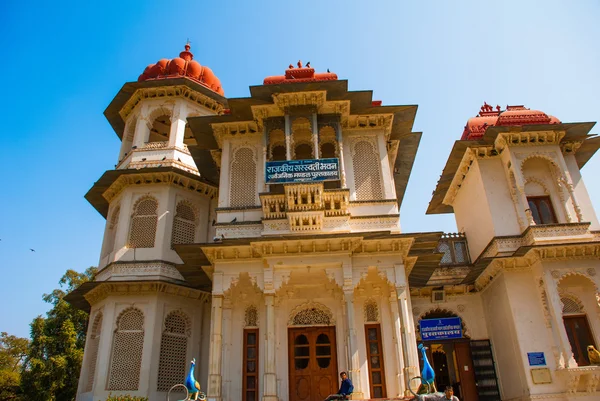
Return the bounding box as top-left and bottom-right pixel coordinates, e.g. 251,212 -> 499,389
68,46 -> 600,401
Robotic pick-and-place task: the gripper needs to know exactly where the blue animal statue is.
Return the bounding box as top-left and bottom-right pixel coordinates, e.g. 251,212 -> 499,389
185,358 -> 203,400
418,343 -> 437,393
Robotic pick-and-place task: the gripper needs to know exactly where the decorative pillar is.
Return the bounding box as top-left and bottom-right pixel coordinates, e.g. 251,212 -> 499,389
312,113 -> 320,159
262,125 -> 268,192
262,294 -> 278,401
217,141 -> 231,208
397,285 -> 419,393
284,115 -> 292,161
207,295 -> 224,401
543,270 -> 577,368
132,115 -> 151,150
168,102 -> 187,148
343,290 -> 364,399
389,294 -> 406,397
335,121 -> 347,187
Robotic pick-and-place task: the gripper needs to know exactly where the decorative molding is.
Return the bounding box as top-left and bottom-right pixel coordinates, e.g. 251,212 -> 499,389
119,85 -> 224,122
288,301 -> 335,326
102,171 -> 217,203
96,261 -> 185,282
84,282 -> 210,306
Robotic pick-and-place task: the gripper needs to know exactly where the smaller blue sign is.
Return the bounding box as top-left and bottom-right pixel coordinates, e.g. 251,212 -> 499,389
419,317 -> 462,341
528,352 -> 546,366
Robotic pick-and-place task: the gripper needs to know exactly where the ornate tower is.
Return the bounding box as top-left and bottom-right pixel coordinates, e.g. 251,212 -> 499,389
70,44 -> 226,401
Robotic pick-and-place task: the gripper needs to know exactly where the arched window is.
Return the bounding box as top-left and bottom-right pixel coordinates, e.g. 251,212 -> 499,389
84,312 -> 103,392
171,201 -> 197,247
157,311 -> 191,392
149,114 -> 172,143
291,117 -> 314,160
319,126 -> 338,158
352,140 -> 383,200
127,197 -> 158,248
108,308 -> 144,391
230,147 -> 257,207
294,143 -> 313,160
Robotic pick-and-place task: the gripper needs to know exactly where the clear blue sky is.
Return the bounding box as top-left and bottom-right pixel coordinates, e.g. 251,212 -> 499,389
1,0 -> 599,338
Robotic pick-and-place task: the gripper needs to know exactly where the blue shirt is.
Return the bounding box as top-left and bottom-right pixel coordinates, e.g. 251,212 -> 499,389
338,378 -> 354,395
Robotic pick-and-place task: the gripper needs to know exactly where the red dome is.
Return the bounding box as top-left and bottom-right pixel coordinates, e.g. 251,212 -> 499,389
138,44 -> 224,96
461,103 -> 560,140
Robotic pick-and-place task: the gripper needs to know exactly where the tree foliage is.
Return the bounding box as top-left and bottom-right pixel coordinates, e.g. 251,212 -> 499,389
0,332 -> 29,401
20,267 -> 96,401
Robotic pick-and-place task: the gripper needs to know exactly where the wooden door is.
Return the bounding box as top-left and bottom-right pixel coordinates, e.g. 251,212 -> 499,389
289,327 -> 338,401
243,329 -> 259,401
455,342 -> 478,401
564,315 -> 597,366
365,324 -> 387,398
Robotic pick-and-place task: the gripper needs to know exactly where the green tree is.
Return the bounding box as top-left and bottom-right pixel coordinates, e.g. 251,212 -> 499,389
21,267 -> 96,401
0,332 -> 29,401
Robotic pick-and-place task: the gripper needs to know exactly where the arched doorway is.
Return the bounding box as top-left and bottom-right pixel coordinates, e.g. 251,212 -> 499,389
288,304 -> 339,401
417,309 -> 481,401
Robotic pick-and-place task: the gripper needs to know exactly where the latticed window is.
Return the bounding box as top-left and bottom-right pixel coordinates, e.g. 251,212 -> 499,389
561,296 -> 584,314
107,308 -> 144,391
291,308 -> 332,326
171,201 -> 197,248
230,147 -> 257,207
364,300 -> 379,322
245,305 -> 258,327
127,197 -> 158,248
102,205 -> 120,258
352,140 -> 383,200
157,311 -> 191,392
84,312 -> 103,392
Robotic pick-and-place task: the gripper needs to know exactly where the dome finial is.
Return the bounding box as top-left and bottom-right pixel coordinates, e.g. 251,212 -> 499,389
180,41 -> 193,61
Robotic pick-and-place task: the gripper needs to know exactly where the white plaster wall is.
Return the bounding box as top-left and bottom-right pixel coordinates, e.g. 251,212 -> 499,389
80,292 -> 208,401
453,160 -> 496,261
481,273 -> 528,400
479,158 -> 521,236
564,153 -> 600,229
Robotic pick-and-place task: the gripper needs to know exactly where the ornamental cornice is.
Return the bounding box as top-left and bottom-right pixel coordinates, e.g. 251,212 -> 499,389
560,141 -> 583,154
273,91 -> 327,110
95,261 -> 185,282
211,121 -> 261,148
119,85 -> 224,121
475,255 -> 539,291
127,159 -> 199,175
494,130 -> 566,151
535,242 -> 600,261
342,114 -> 394,136
83,281 -> 210,306
102,171 -> 217,203
288,300 -> 335,326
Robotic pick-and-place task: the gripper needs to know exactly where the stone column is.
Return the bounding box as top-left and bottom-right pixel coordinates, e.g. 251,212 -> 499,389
335,121 -> 347,187
132,115 -> 151,150
312,113 -> 320,159
285,115 -> 292,161
389,294 -> 406,396
543,270 -> 577,368
168,102 -> 187,148
397,285 -> 419,393
207,295 -> 224,401
262,294 -> 278,401
217,141 -> 231,208
262,125 -> 268,192
344,290 -> 364,399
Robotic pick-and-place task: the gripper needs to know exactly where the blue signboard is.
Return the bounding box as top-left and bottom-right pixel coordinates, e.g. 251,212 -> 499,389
528,352 -> 546,366
419,317 -> 463,341
265,158 -> 340,184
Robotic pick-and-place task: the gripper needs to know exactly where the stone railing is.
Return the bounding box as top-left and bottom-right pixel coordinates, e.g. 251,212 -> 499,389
323,189 -> 349,217
556,365 -> 600,394
261,194 -> 286,219
142,141 -> 169,149
288,211 -> 323,231
285,183 -> 323,212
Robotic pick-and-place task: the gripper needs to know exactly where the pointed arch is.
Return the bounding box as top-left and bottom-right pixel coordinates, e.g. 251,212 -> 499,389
364,298 -> 380,323
289,301 -> 334,326
352,139 -> 383,200
230,147 -> 257,207
171,200 -> 198,247
157,310 -> 191,391
127,196 -> 158,248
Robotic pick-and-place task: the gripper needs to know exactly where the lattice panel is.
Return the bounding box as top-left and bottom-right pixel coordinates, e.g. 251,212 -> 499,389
171,202 -> 197,247
230,147 -> 257,207
561,296 -> 584,314
157,312 -> 190,392
128,198 -> 158,248
108,308 -> 144,391
437,242 -> 453,264
84,313 -> 103,392
352,140 -> 383,200
291,308 -> 331,326
364,300 -> 379,322
245,305 -> 258,327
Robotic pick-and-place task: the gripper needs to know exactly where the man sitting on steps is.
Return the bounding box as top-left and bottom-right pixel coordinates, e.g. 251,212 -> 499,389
324,371 -> 354,400
417,386 -> 459,401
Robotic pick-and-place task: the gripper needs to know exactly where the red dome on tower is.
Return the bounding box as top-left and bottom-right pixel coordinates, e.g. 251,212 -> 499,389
138,44 -> 224,96
461,103 -> 560,140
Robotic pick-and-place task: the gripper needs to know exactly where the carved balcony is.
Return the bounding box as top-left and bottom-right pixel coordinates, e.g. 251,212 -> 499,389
285,183 -> 323,212
323,189 -> 350,217
288,210 -> 323,232
556,366 -> 600,394
117,141 -> 197,175
260,194 -> 287,220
